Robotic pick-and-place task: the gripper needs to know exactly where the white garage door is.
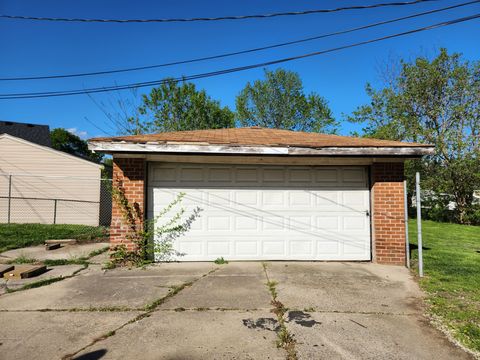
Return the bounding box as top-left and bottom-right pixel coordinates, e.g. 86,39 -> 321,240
148,163 -> 371,261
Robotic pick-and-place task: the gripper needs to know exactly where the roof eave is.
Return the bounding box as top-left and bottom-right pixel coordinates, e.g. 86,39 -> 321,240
88,141 -> 435,157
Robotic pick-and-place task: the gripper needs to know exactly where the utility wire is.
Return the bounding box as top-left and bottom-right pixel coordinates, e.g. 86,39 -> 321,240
83,116 -> 115,136
1,12 -> 479,100
1,0 -> 477,82
0,0 -> 438,23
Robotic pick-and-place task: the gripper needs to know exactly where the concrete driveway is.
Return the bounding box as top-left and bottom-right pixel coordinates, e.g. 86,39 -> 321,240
0,262 -> 472,360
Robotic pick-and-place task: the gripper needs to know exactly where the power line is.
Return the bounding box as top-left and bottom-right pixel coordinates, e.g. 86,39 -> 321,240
83,116 -> 115,137
1,12 -> 479,100
2,0 -> 477,82
0,0 -> 438,23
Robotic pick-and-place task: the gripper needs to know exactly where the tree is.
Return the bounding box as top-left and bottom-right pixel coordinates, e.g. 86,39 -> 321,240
125,79 -> 234,134
349,49 -> 480,224
235,69 -> 337,133
50,128 -> 103,163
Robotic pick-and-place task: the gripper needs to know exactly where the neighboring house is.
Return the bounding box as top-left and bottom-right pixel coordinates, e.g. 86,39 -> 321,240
0,120 -> 51,147
0,128 -> 103,226
412,190 -> 480,210
89,127 -> 434,265
474,190 -> 480,205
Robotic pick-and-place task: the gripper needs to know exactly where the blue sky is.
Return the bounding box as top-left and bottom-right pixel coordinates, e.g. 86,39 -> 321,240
0,0 -> 479,138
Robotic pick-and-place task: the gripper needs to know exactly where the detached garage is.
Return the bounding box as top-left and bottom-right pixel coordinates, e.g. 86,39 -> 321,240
89,127 -> 434,265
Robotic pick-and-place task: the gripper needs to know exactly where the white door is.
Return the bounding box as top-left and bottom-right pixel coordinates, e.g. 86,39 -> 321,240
148,163 -> 371,261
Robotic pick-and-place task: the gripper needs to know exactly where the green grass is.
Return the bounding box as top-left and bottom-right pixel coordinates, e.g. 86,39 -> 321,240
0,223 -> 109,253
408,220 -> 480,352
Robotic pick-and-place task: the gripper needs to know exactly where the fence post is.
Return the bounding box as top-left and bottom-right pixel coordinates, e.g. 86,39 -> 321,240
53,199 -> 57,224
7,175 -> 12,224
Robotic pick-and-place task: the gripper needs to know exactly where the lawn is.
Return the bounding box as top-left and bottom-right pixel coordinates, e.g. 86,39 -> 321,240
408,220 -> 480,353
0,223 -> 109,253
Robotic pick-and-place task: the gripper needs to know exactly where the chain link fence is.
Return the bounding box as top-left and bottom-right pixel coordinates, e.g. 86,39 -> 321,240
0,173 -> 112,241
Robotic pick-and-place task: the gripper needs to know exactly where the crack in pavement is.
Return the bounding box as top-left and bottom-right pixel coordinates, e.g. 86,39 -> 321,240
261,262 -> 298,360
1,264 -> 90,296
60,267 -> 219,360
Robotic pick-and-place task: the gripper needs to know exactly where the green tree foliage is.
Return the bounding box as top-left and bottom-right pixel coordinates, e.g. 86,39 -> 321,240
235,69 -> 337,133
128,79 -> 234,133
349,49 -> 480,224
50,128 -> 103,163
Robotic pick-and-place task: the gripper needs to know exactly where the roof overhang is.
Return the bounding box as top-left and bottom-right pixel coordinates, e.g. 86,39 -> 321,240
88,141 -> 435,157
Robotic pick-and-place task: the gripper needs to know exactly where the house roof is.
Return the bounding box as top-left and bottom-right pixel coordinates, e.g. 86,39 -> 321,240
0,120 -> 51,147
89,127 -> 434,156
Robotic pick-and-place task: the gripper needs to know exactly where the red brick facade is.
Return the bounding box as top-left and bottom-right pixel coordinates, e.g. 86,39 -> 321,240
110,157 -> 146,252
109,159 -> 407,265
371,162 -> 406,265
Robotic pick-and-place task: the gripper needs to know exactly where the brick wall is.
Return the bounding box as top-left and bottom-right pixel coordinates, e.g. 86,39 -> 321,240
371,162 -> 406,265
110,157 -> 146,251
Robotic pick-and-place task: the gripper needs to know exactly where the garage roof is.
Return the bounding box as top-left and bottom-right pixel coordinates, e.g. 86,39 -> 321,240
89,127 -> 434,156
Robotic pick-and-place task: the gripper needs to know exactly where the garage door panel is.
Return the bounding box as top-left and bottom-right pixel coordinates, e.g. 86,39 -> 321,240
149,163 -> 371,261
289,240 -> 313,256
316,216 -> 340,231
262,240 -> 286,256
209,167 -> 232,182
235,168 -> 259,182
288,191 -> 312,206
235,241 -> 259,256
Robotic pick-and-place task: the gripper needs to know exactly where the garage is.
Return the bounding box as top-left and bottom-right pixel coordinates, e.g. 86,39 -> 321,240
148,163 -> 371,261
89,127 -> 434,265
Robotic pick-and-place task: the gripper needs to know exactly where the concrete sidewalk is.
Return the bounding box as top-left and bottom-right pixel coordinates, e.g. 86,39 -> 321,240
0,262 -> 473,360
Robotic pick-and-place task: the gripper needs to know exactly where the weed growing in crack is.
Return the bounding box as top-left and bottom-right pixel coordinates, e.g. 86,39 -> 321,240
61,268 -> 218,360
5,264 -> 88,293
262,263 -> 298,360
7,255 -> 37,264
266,280 -> 278,300
214,257 -> 228,264
144,281 -> 193,311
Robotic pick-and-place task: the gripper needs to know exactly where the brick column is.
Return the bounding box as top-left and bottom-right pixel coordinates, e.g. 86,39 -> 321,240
371,162 -> 406,265
110,157 -> 146,251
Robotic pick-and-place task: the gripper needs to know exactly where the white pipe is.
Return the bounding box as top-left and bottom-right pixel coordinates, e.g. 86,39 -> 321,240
416,172 -> 424,277
404,180 -> 410,269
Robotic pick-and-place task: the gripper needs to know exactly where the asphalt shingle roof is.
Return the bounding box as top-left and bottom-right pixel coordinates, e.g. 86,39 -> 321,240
0,120 -> 51,147
90,127 -> 430,148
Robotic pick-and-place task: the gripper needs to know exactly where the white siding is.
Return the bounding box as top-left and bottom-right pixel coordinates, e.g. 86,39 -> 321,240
0,135 -> 102,226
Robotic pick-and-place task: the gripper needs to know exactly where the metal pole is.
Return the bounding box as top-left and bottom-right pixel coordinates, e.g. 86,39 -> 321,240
415,172 -> 424,277
404,180 -> 410,269
7,175 -> 12,224
53,199 -> 57,224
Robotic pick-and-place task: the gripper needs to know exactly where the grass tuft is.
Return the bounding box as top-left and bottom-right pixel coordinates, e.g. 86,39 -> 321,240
214,257 -> 228,265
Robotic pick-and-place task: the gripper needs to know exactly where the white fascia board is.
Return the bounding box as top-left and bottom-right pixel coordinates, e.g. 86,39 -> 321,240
289,146 -> 435,156
89,141 -> 289,155
88,141 -> 435,156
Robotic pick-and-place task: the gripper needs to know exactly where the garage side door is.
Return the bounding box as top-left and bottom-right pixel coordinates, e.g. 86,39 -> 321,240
148,163 -> 371,261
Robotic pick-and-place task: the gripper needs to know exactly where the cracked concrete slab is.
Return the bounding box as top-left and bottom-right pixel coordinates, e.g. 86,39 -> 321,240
0,242 -> 109,262
265,262 -> 423,314
160,263 -> 271,310
0,264 -> 216,310
0,265 -> 84,294
74,310 -> 284,360
0,262 -> 472,359
288,311 -> 472,360
0,311 -> 140,360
